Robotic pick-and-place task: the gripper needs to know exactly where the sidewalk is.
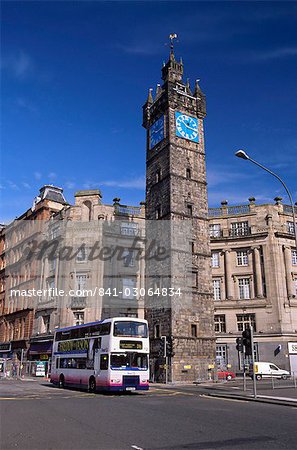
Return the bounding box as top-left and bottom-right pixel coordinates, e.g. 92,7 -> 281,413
0,375 -> 49,382
150,381 -> 297,407
204,390 -> 297,407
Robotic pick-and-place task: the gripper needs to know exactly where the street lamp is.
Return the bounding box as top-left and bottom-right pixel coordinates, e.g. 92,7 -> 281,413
235,150 -> 297,252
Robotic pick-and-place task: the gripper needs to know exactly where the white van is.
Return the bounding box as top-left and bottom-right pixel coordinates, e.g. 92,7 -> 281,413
250,362 -> 290,380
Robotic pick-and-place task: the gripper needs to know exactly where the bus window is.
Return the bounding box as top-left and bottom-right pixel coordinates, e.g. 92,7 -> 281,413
100,354 -> 108,370
131,353 -> 148,369
77,359 -> 87,369
114,321 -> 148,338
110,353 -> 148,369
110,354 -> 128,368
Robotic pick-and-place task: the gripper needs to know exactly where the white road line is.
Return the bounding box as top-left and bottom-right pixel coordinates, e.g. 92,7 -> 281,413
200,395 -> 245,403
131,445 -> 144,450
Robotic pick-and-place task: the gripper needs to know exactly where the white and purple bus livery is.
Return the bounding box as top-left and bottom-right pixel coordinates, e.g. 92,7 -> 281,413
50,317 -> 149,392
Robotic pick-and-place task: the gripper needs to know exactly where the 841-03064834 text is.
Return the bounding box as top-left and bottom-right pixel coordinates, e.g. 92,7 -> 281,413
9,287 -> 182,298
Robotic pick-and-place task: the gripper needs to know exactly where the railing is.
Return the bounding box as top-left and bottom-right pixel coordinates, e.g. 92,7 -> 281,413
283,205 -> 297,215
115,206 -> 142,216
229,227 -> 251,237
209,205 -> 250,217
70,297 -> 87,309
208,208 -> 223,217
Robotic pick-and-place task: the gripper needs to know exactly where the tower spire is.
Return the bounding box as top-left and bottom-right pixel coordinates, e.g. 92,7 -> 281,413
162,34 -> 183,82
169,33 -> 178,59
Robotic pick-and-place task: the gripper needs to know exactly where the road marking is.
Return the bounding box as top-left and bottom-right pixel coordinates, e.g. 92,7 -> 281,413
200,395 -> 245,403
0,394 -> 95,401
148,388 -> 195,396
131,445 -> 144,450
0,397 -> 41,401
0,389 -> 194,401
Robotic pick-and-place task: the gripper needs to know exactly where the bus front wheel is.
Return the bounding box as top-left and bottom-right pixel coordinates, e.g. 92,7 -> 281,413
89,377 -> 96,393
59,375 -> 65,389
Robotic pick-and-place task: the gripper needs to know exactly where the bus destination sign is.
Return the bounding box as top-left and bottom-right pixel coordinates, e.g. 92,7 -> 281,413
120,341 -> 143,350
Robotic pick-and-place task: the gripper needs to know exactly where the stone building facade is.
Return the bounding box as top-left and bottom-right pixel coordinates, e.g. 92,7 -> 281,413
143,49 -> 215,382
0,186 -> 67,360
209,198 -> 297,374
0,187 -> 146,363
33,189 -> 145,339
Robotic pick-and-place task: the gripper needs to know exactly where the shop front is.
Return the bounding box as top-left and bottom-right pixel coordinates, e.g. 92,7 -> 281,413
28,338 -> 53,377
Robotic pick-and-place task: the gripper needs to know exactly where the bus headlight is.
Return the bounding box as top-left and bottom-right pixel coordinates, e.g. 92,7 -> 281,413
111,378 -> 121,384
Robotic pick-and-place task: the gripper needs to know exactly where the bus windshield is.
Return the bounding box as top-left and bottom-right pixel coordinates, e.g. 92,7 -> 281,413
113,321 -> 148,338
110,353 -> 148,369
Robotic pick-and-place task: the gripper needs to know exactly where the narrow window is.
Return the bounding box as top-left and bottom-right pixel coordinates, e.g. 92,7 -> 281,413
213,279 -> 221,300
211,252 -> 220,268
187,204 -> 193,217
156,207 -> 161,219
191,324 -> 197,337
192,270 -> 198,288
154,323 -> 160,338
156,169 -> 161,183
238,278 -> 251,299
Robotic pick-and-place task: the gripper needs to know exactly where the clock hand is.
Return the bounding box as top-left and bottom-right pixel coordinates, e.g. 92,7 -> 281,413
180,119 -> 197,132
151,126 -> 163,135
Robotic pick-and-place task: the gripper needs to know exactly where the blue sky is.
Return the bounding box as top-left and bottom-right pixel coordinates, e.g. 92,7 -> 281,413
1,1 -> 297,223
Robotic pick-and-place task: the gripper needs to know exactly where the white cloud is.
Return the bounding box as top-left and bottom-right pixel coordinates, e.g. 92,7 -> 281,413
208,190 -> 270,207
249,47 -> 297,62
2,51 -> 34,79
82,176 -> 145,191
34,172 -> 42,180
116,42 -> 162,56
15,97 -> 37,113
207,166 -> 254,188
48,172 -> 57,180
65,181 -> 75,189
100,176 -> 145,189
7,181 -> 19,190
22,182 -> 31,189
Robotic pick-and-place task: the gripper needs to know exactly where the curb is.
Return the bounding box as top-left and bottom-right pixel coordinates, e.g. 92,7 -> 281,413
204,392 -> 297,408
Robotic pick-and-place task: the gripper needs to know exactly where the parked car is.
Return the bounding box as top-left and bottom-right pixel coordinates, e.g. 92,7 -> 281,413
249,362 -> 290,380
217,370 -> 236,381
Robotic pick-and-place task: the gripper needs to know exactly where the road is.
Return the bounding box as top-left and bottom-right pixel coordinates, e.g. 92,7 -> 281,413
1,380 -> 296,450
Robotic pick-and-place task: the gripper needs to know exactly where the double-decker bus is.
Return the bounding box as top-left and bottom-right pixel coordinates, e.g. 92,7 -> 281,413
50,317 -> 149,392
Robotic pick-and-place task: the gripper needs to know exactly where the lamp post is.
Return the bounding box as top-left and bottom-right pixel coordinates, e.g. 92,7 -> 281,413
235,150 -> 297,252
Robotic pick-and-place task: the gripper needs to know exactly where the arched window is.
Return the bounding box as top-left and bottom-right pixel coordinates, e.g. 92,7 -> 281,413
82,200 -> 92,221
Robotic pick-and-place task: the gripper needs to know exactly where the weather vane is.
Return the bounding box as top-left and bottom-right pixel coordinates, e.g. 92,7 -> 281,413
169,33 -> 178,52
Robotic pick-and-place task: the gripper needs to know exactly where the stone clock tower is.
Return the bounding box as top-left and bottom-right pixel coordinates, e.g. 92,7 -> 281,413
143,43 -> 215,382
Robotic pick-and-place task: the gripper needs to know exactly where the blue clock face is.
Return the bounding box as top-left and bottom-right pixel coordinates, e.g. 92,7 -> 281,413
150,115 -> 164,149
175,112 -> 199,142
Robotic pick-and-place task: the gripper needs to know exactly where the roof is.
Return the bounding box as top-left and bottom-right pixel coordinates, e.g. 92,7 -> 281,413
38,185 -> 67,205
75,189 -> 102,197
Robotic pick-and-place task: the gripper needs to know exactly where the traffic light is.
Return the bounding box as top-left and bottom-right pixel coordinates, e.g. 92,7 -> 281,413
166,337 -> 174,357
236,337 -> 244,353
242,328 -> 252,356
159,337 -> 166,357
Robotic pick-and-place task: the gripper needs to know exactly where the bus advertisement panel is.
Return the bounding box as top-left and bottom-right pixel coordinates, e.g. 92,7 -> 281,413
50,317 -> 149,392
